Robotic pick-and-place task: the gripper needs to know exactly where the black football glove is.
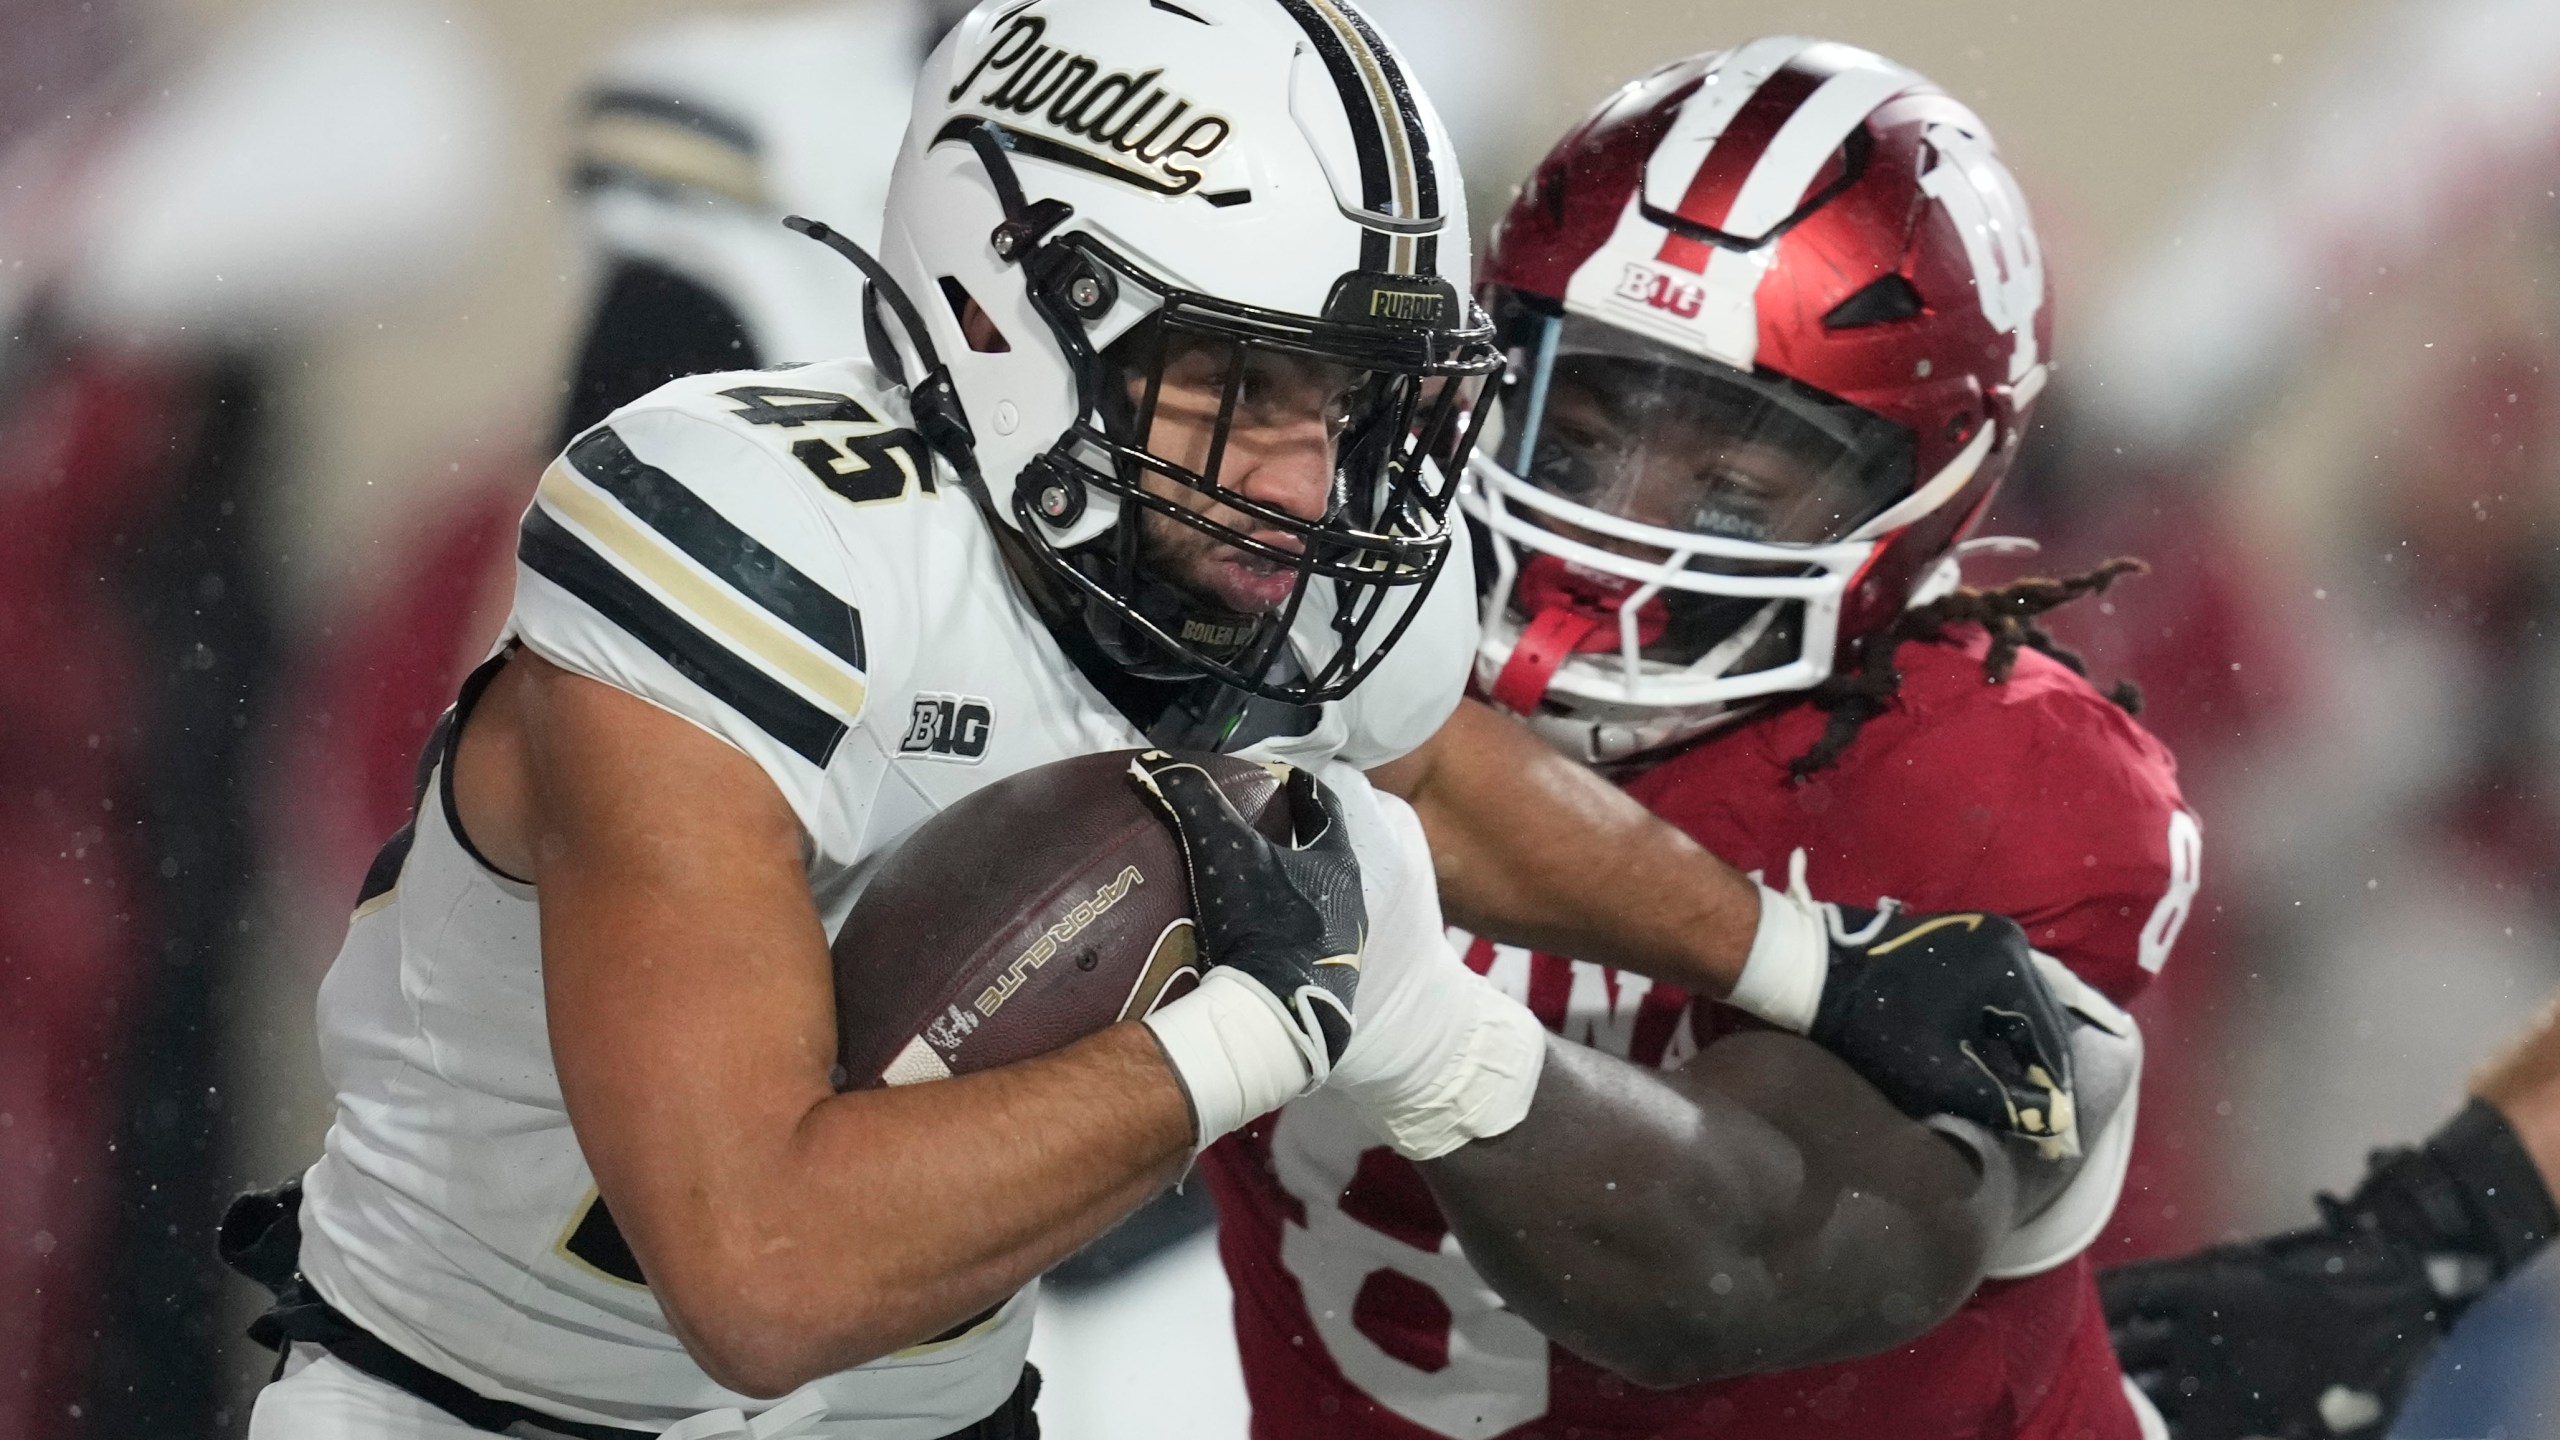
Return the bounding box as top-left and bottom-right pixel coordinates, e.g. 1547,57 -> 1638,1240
1809,903 -> 2080,1154
1128,751 -> 1365,1080
2103,1098 -> 2557,1439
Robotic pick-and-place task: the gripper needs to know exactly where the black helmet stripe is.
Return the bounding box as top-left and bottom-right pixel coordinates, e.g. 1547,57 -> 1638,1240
1329,0 -> 1441,275
1273,0 -> 1440,275
1275,0 -> 1393,269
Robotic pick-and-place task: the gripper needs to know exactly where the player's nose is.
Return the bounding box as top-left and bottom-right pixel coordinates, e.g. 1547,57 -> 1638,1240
1231,419 -> 1334,524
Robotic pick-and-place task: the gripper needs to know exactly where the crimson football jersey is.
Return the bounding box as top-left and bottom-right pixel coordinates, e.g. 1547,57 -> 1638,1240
1201,628 -> 2199,1440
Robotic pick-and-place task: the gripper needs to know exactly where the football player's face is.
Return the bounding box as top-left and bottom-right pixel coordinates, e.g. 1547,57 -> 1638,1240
1527,377 -> 1838,560
1129,338 -> 1365,614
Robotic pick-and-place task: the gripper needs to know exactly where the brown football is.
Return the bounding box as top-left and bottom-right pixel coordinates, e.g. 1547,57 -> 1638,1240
831,749 -> 1289,1089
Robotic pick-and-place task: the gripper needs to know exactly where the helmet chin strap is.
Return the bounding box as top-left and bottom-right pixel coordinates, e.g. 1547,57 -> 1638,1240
1488,554 -> 1667,715
782,213 -> 983,495
1084,558 -> 1277,682
1488,571 -> 1792,761
1489,606 -> 1603,715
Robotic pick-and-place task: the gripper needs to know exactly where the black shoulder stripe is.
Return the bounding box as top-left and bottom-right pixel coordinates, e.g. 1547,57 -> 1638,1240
520,507 -> 847,767
566,427 -> 867,674
583,87 -> 760,155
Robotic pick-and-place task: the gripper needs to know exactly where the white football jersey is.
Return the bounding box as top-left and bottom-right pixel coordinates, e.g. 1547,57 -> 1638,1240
294,355 -> 1474,1436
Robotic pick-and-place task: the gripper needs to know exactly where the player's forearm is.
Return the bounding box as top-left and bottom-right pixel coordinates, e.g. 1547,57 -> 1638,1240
1374,698 -> 1759,996
627,1023 -> 1191,1395
1418,1033 -> 2004,1388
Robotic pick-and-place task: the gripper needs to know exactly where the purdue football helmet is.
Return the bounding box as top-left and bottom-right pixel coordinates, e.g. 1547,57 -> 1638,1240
1465,38 -> 2053,762
878,0 -> 1500,704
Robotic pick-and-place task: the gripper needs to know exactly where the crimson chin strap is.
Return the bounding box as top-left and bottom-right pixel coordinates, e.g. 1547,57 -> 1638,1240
1488,555 -> 1669,714
1490,605 -> 1604,714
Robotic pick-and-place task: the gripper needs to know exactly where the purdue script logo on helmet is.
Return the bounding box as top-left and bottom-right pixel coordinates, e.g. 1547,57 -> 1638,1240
946,11 -> 1234,196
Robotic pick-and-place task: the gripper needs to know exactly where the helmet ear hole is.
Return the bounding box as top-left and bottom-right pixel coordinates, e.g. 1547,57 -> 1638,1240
938,277 -> 1014,354
1822,272 -> 1925,330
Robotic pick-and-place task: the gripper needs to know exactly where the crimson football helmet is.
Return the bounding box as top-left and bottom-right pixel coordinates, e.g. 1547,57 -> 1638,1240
1463,37 -> 2052,762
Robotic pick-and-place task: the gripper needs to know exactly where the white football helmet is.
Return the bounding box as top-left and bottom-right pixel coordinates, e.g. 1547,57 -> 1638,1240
874,0 -> 1501,703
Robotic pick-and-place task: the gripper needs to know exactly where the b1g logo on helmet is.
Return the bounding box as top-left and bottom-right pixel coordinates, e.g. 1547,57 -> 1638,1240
1615,262 -> 1705,320
948,13 -> 1233,195
900,693 -> 995,762
1918,122 -> 2045,385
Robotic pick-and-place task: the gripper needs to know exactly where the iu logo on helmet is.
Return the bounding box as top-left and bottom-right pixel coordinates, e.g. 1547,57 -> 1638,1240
900,693 -> 995,762
1918,122 -> 2045,386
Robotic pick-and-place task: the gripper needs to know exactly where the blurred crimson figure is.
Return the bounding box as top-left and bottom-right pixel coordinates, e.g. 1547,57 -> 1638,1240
0,337 -> 217,1439
0,2 -> 498,1430
0,10 -> 275,1429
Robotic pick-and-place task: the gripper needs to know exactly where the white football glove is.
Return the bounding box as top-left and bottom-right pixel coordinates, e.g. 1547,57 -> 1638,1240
1315,777 -> 1547,1161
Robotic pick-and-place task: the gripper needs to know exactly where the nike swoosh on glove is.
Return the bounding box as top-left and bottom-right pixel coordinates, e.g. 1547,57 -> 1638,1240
1736,851 -> 2079,1154
1817,904 -> 2077,1155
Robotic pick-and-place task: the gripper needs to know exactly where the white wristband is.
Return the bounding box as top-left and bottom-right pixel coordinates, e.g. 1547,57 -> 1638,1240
1725,881 -> 1828,1034
1142,968 -> 1316,1147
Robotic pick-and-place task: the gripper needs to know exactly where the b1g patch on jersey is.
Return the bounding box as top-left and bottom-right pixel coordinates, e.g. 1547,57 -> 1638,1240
900,693 -> 994,762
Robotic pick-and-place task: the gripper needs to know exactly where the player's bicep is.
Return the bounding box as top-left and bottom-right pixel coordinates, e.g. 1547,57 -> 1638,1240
518,657 -> 838,1285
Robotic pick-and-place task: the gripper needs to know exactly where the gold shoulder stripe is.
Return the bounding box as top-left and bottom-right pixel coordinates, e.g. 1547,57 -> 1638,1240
535,464 -> 866,720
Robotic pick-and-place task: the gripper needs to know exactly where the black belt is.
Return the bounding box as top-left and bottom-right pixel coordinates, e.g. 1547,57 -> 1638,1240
220,1180 -> 1039,1440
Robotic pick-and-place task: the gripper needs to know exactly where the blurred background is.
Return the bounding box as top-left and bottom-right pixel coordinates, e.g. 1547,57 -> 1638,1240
7,0 -> 2560,1434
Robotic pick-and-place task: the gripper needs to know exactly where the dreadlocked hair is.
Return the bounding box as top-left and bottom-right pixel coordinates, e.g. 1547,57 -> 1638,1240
1786,557 -> 2150,781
